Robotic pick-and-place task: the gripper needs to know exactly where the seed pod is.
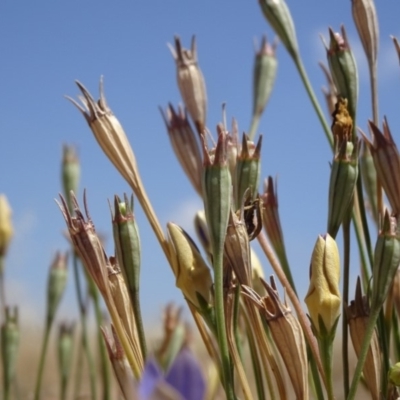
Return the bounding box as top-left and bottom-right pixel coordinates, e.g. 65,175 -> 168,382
258,0 -> 299,60
61,145 -> 80,213
47,252 -> 68,324
169,36 -> 207,135
326,26 -> 359,123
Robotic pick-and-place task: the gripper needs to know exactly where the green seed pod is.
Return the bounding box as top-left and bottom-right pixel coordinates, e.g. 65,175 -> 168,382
1,307 -> 19,399
326,26 -> 359,123
360,142 -> 378,225
61,145 -> 80,213
235,134 -> 262,210
201,126 -> 232,260
252,37 -> 277,117
327,141 -> 359,238
47,252 -> 68,324
370,211 -> 400,311
58,322 -> 75,397
258,0 -> 299,60
112,194 -> 141,300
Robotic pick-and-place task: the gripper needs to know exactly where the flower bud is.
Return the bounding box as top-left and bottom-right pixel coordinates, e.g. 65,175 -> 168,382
47,252 -> 68,324
61,145 -> 80,213
326,26 -> 358,122
363,119 -> 400,217
235,134 -> 262,209
169,36 -> 207,135
258,0 -> 299,60
167,222 -> 212,308
347,278 -> 381,400
327,99 -> 358,238
304,234 -> 341,334
1,307 -> 19,398
370,211 -> 400,310
224,209 -> 252,286
160,104 -> 203,195
252,36 -> 277,117
0,194 -> 13,261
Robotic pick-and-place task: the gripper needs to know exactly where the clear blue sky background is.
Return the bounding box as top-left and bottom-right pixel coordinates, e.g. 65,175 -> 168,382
1,1 -> 400,328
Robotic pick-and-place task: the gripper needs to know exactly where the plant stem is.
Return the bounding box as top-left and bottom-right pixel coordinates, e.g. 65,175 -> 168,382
72,255 -> 97,400
319,332 -> 335,400
33,321 -> 51,400
342,213 -> 351,398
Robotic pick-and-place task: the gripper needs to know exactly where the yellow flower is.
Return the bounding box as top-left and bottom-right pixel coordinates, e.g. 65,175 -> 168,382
0,195 -> 13,258
304,234 -> 341,333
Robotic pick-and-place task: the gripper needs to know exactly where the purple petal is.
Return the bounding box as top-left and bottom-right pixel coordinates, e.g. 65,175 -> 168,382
165,347 -> 206,400
139,357 -> 163,399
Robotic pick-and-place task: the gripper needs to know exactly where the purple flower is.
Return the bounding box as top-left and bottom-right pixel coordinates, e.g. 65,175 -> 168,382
139,347 -> 206,400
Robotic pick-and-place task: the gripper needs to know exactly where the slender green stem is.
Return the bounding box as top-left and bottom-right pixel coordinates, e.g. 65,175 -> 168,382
347,306 -> 380,400
91,285 -> 111,400
129,287 -> 147,360
392,310 -> 400,360
214,253 -> 235,400
342,214 -> 351,398
378,310 -> 389,395
308,346 -> 324,400
72,254 -> 97,400
319,333 -> 335,400
248,114 -> 261,142
33,321 -> 51,400
276,247 -> 297,296
292,55 -> 333,149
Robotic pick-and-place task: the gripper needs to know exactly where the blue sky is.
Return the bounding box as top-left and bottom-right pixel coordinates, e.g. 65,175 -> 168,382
1,1 -> 400,327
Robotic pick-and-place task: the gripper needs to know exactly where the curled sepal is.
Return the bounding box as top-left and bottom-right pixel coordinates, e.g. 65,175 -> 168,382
168,36 -> 207,135
258,0 -> 299,60
370,211 -> 400,311
167,223 -> 212,308
346,278 -> 381,400
362,119 -> 400,217
242,278 -> 309,399
325,26 -> 359,123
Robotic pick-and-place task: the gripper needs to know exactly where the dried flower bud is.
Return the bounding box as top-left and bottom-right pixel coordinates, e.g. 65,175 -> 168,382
326,26 -> 359,121
1,307 -> 19,398
327,99 -> 359,238
47,251 -> 68,324
304,234 -> 341,334
224,209 -> 252,286
242,279 -> 308,399
262,177 -> 295,291
351,0 -> 379,68
102,326 -> 137,399
235,134 -> 262,209
61,145 -> 80,213
169,36 -> 207,135
160,104 -> 203,196
167,223 -> 212,308
258,0 -> 299,60
362,119 -> 400,217
252,36 -> 278,117
370,211 -> 400,310
347,278 -> 381,400
0,194 -> 13,260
